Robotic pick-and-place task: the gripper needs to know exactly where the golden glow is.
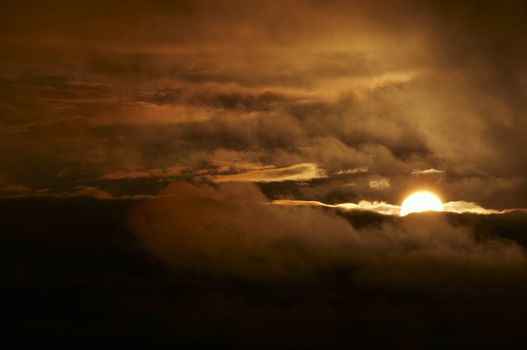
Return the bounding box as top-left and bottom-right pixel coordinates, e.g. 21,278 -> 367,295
400,191 -> 444,216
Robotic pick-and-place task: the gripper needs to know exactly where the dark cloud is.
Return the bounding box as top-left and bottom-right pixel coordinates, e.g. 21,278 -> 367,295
3,193 -> 527,347
130,182 -> 526,281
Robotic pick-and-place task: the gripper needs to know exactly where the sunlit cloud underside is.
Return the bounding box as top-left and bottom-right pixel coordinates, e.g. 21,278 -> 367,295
272,199 -> 524,216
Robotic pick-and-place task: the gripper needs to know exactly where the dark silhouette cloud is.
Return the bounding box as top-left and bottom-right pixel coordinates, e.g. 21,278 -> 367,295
3,193 -> 527,347
130,182 -> 526,282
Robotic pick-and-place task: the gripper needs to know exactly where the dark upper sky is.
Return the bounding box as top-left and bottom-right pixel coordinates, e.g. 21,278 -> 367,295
1,0 -> 527,209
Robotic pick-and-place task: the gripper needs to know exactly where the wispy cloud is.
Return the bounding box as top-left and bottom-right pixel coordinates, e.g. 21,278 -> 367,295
212,163 -> 327,183
368,177 -> 390,190
273,199 -> 401,216
273,198 -> 525,216
0,185 -> 151,200
442,201 -> 502,215
334,167 -> 368,175
411,168 -> 444,175
100,166 -> 184,180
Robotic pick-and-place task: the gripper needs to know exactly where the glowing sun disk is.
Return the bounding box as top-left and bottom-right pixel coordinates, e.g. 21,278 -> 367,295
400,191 -> 443,216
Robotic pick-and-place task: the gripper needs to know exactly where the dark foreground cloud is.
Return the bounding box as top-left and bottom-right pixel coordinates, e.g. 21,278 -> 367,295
3,194 -> 527,348
130,182 -> 526,285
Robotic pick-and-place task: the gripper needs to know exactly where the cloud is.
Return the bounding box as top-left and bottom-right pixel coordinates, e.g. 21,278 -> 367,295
273,199 -> 401,216
2,2 -> 527,346
273,198 -> 523,216
100,165 -> 183,180
129,182 -> 526,284
368,177 -> 390,190
412,168 -> 444,175
337,201 -> 401,216
212,163 -> 327,183
0,0 -> 526,210
334,167 -> 368,175
0,185 -> 150,200
0,184 -> 34,195
442,201 -> 503,215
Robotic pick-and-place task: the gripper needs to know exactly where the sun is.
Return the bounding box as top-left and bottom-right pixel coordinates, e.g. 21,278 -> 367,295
400,191 -> 444,216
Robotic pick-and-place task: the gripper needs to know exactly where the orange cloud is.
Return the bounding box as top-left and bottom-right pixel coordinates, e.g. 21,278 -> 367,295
212,163 -> 327,183
101,165 -> 183,180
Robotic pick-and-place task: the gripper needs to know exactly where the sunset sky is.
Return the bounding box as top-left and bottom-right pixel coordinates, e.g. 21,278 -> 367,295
2,1 -> 527,348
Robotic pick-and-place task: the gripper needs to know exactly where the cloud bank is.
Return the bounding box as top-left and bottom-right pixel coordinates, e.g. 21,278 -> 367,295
130,182 -> 526,285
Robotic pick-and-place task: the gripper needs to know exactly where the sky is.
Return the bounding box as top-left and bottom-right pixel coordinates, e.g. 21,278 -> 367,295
2,1 -> 527,347
2,0 -> 527,209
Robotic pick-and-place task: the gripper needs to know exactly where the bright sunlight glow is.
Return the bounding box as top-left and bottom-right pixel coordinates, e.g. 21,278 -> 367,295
400,191 -> 444,216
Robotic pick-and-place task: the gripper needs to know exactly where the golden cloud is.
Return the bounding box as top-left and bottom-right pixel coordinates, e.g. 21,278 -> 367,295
212,163 -> 327,183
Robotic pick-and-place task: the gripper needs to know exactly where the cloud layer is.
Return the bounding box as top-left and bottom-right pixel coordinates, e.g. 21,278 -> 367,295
1,0 -> 526,211
130,182 -> 526,285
